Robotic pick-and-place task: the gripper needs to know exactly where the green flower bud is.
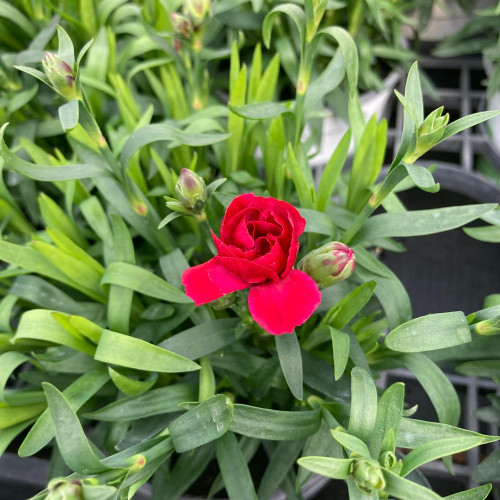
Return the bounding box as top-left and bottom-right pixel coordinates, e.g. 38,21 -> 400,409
474,315 -> 500,336
42,53 -> 79,101
182,0 -> 211,27
404,106 -> 449,164
380,450 -> 397,469
351,458 -> 386,495
297,242 -> 355,288
175,168 -> 207,213
171,12 -> 192,37
47,478 -> 83,500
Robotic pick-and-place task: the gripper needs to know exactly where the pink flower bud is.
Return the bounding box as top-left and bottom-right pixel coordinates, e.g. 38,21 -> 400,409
42,52 -> 78,101
175,168 -> 207,213
297,242 -> 355,288
171,12 -> 192,37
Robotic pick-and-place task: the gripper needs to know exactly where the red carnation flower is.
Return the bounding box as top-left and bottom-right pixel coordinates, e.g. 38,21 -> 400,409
181,193 -> 321,334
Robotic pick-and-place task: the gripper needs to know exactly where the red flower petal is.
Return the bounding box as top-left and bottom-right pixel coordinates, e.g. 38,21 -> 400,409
182,258 -> 250,305
217,255 -> 279,283
248,270 -> 321,335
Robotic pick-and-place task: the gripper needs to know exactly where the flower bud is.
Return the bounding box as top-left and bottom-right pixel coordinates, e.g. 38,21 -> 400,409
474,316 -> 500,336
297,242 -> 355,288
175,168 -> 207,213
42,53 -> 78,101
351,458 -> 385,495
182,0 -> 211,27
47,478 -> 83,500
404,106 -> 449,163
171,12 -> 192,37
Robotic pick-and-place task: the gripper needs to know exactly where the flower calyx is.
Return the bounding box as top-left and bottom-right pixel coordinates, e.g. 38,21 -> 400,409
350,457 -> 386,495
46,478 -> 83,500
175,168 -> 207,214
42,52 -> 79,101
404,106 -> 449,164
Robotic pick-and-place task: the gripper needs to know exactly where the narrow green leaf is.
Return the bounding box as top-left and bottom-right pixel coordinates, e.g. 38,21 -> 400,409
231,405 -> 321,440
405,164 -> 440,193
464,225 -> 500,243
330,328 -> 349,381
108,368 -> 157,397
296,457 -> 354,480
95,330 -> 200,373
369,382 -> 405,458
400,436 -> 486,477
382,469 -> 441,500
385,312 -> 471,352
58,99 -> 79,131
331,429 -> 370,457
400,354 -> 460,426
169,395 -> 233,453
353,204 -> 496,244
43,383 -> 107,474
19,369 -> 109,457
444,485 -> 492,500
275,332 -> 303,400
230,102 -> 290,120
85,384 -> 197,421
101,262 -> 192,303
262,4 -> 305,49
439,111 -> 500,144
216,432 -> 258,500
348,367 -> 377,442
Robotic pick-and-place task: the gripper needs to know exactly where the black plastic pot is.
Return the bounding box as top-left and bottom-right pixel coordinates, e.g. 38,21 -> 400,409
379,164 -> 500,318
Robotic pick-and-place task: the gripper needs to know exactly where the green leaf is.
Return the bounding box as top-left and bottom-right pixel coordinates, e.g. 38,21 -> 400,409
216,432 -> 258,500
352,204 -> 496,244
120,123 -> 230,167
444,485 -> 492,500
439,111 -> 500,144
57,25 -> 75,68
348,367 -> 377,443
258,439 -> 304,500
58,99 -> 79,131
159,318 -> 240,360
108,368 -> 157,396
400,436 -> 487,477
0,352 -> 30,403
287,144 -> 314,209
0,1 -> 35,35
169,395 -> 233,453
331,428 -> 370,457
1,125 -> 109,181
455,360 -> 500,378
231,405 -> 321,440
95,330 -> 200,373
19,369 -> 109,457
330,327 -> 349,381
262,4 -> 305,49
296,456 -> 354,480
298,208 -> 336,236
12,309 -> 95,354
463,225 -> 500,243
43,383 -> 107,474
275,332 -> 303,400
0,403 -> 46,429
382,469 -> 441,500
369,382 -> 405,458
316,129 -> 351,212
230,102 -> 290,120
101,262 -> 192,303
400,354 -> 460,426
398,418 -> 499,449
385,312 -> 471,352
473,449 -> 500,483
405,164 -> 440,193
85,383 -> 197,421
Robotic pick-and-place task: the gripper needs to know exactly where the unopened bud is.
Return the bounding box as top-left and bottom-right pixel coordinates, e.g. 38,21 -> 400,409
132,197 -> 148,216
404,106 -> 449,163
42,53 -> 78,101
127,454 -> 146,473
351,458 -> 385,495
175,168 -> 207,213
47,478 -> 83,500
171,12 -> 192,37
297,242 -> 355,288
182,0 -> 211,27
474,316 -> 500,336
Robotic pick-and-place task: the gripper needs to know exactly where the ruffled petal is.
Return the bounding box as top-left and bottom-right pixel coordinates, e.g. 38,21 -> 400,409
181,258 -> 250,306
217,256 -> 279,283
248,270 -> 321,335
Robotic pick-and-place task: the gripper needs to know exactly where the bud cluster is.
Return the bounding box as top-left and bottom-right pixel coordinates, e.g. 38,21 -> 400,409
42,53 -> 79,101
